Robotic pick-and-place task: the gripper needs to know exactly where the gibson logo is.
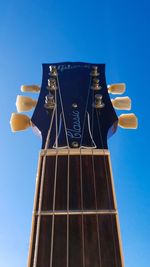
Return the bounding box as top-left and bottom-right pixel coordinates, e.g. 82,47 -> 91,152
67,110 -> 81,139
57,64 -> 90,72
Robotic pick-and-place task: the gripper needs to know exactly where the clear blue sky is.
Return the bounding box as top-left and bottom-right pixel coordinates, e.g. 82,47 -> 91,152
0,0 -> 150,266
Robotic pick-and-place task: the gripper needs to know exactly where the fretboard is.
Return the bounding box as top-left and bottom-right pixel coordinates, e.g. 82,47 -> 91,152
27,149 -> 124,267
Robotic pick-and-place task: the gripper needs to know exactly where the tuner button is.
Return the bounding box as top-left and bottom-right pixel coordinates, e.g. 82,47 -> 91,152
108,83 -> 126,94
118,113 -> 138,129
16,95 -> 37,112
111,96 -> 131,110
10,113 -> 31,132
21,85 -> 40,93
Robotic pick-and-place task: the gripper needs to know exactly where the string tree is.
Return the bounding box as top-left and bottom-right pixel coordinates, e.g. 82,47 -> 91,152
93,94 -> 105,109
91,78 -> 102,91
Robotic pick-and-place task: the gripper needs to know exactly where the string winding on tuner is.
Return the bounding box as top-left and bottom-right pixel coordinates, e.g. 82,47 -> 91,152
90,66 -> 99,77
91,78 -> 102,90
93,94 -> 105,109
47,78 -> 57,91
49,66 -> 58,76
44,94 -> 55,109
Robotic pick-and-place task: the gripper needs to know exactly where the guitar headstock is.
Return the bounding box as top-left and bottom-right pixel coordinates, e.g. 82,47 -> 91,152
10,62 -> 138,149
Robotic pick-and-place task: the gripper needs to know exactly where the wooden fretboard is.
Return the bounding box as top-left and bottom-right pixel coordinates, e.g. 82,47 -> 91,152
27,149 -> 124,267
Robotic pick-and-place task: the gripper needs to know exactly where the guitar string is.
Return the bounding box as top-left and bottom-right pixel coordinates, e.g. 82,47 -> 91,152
66,148 -> 70,267
79,149 -> 85,267
79,73 -> 92,267
56,74 -> 70,267
49,73 -> 70,267
91,79 -> 102,267
96,108 -> 118,266
33,107 -> 55,267
50,83 -> 58,267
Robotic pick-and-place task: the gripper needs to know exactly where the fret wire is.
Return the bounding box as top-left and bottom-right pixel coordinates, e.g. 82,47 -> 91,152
40,148 -> 110,156
35,210 -> 118,216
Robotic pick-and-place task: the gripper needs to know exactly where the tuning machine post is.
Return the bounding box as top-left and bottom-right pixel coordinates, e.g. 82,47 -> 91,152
90,66 -> 99,77
93,94 -> 105,109
91,78 -> 102,91
44,94 -> 55,110
49,65 -> 58,77
47,78 -> 57,91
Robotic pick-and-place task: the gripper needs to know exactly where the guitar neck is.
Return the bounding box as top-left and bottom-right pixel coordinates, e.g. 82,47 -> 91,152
10,62 -> 138,267
28,149 -> 124,267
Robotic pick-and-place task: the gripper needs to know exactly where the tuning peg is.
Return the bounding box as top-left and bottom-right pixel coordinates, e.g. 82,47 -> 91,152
10,113 -> 31,132
16,95 -> 37,112
111,96 -> 131,110
118,113 -> 138,129
21,85 -> 40,93
108,83 -> 126,94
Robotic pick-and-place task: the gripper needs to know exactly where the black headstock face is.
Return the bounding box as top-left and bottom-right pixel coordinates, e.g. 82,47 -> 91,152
31,62 -> 118,149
